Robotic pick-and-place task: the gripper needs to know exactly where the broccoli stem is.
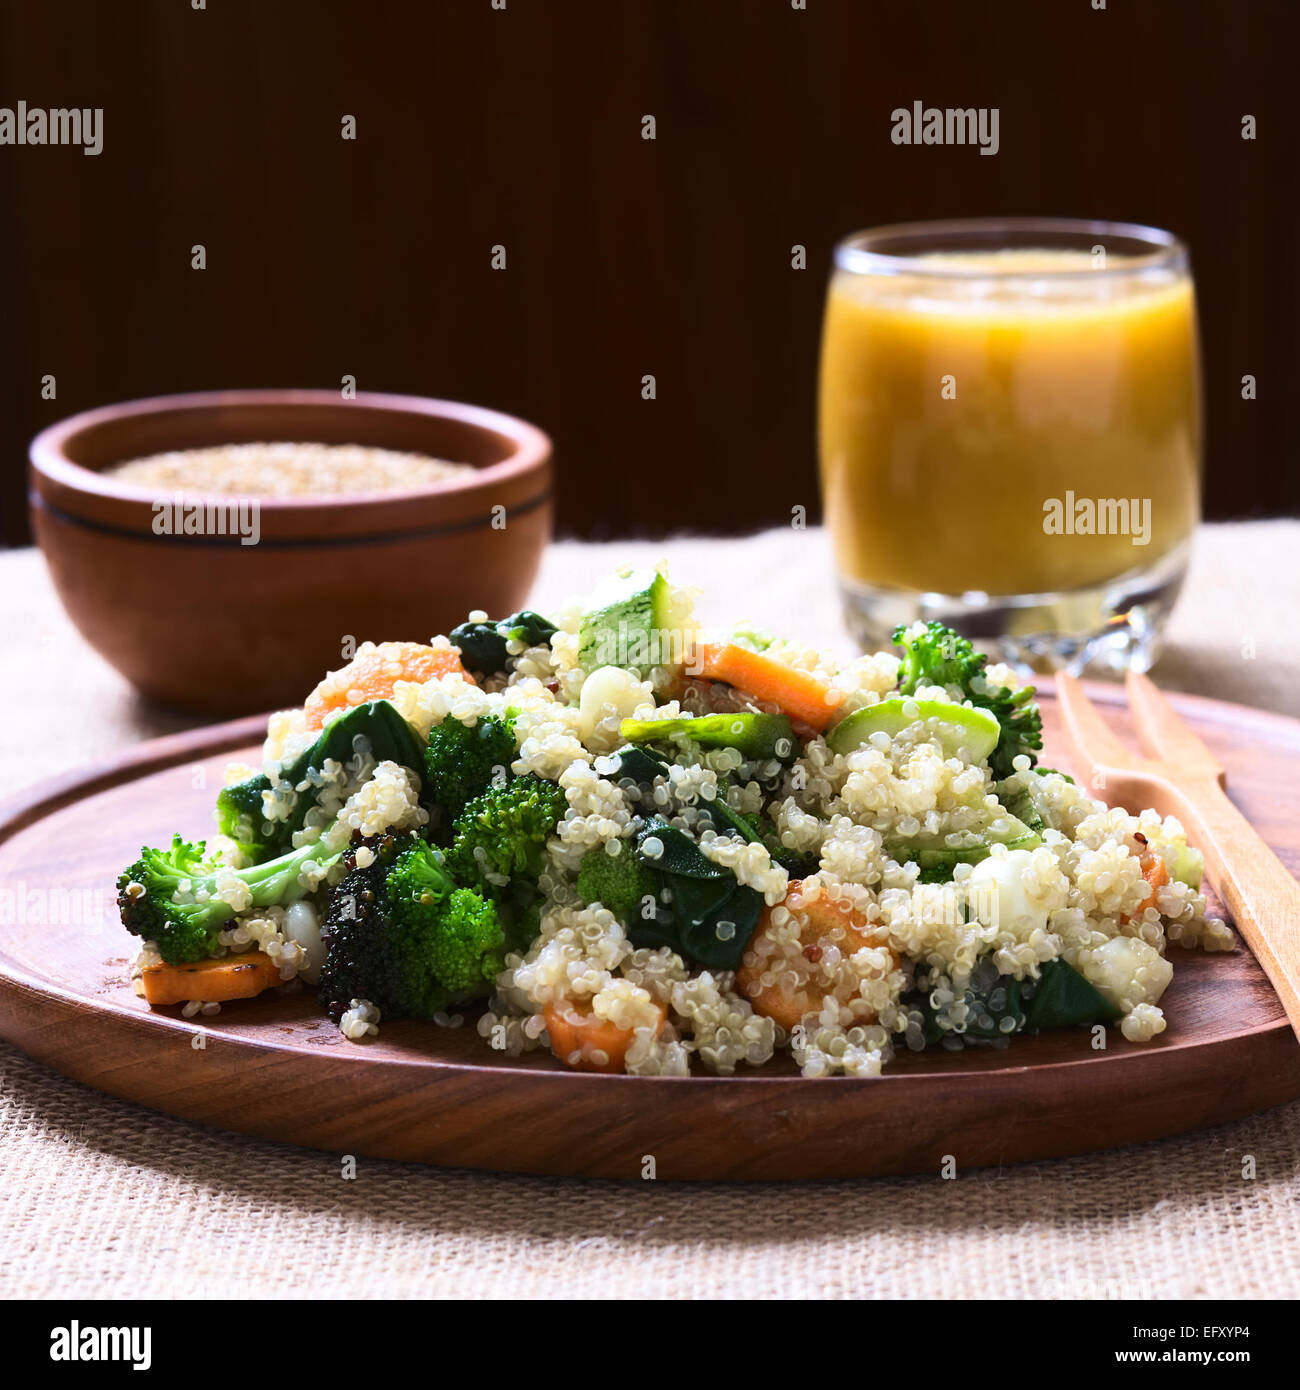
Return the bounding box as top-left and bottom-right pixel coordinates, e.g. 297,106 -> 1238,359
134,835 -> 343,937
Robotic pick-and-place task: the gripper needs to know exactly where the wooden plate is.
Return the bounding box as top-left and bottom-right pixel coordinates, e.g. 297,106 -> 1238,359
2,685 -> 1298,1180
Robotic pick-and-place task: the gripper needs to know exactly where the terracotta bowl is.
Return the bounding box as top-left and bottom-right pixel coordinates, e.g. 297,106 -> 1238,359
29,389 -> 553,715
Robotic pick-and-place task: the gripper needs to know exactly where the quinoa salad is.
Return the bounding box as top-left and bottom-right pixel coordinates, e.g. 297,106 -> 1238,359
116,566 -> 1233,1078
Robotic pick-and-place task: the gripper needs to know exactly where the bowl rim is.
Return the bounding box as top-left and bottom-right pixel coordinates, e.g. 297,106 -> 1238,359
28,387 -> 553,512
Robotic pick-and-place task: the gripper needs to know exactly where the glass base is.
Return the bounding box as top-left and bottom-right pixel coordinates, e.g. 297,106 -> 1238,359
837,541 -> 1191,677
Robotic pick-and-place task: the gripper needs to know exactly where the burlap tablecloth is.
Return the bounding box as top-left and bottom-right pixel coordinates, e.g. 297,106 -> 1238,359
2,522 -> 1298,1300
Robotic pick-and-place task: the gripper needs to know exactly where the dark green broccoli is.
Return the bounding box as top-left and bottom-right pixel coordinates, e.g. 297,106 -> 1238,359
449,610 -> 558,677
893,620 -> 1043,781
116,833 -> 345,965
318,833 -> 504,1022
445,773 -> 567,893
423,712 -> 518,820
576,844 -> 660,922
214,777 -> 273,860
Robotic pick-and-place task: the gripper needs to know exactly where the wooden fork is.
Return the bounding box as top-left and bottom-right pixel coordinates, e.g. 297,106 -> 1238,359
1056,670 -> 1300,1042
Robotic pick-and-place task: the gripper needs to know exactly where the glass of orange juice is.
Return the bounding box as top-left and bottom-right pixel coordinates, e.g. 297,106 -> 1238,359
818,218 -> 1201,672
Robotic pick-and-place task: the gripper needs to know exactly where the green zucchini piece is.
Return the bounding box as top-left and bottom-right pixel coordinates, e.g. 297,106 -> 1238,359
620,711 -> 795,761
995,781 -> 1045,834
1170,844 -> 1204,889
886,814 -> 1041,878
827,697 -> 1001,762
578,567 -> 674,677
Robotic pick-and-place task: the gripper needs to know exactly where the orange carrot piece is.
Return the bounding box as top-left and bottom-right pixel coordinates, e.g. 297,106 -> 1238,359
140,951 -> 280,1008
1121,854 -> 1170,924
693,642 -> 843,732
736,882 -> 898,1031
543,1000 -> 666,1074
303,641 -> 468,730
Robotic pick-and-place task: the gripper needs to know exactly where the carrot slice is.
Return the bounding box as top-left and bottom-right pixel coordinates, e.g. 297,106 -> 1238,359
736,882 -> 898,1031
140,951 -> 280,1008
304,641 -> 468,730
1121,854 -> 1170,924
543,1000 -> 666,1074
693,642 -> 843,732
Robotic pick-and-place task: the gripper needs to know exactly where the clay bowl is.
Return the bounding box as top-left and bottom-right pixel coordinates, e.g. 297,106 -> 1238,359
29,389 -> 553,715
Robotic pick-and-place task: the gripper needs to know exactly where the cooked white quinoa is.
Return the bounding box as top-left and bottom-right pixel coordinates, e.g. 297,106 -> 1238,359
106,442 -> 474,497
166,567 -> 1233,1074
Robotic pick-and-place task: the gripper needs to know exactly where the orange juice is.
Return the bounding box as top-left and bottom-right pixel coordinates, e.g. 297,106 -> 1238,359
818,249 -> 1201,599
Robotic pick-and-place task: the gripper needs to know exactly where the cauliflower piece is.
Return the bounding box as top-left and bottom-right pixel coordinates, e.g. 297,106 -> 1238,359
1082,935 -> 1174,1014
577,665 -> 654,749
968,848 -> 1049,934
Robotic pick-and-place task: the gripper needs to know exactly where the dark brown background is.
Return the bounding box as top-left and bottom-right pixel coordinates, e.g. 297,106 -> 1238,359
0,0 -> 1294,545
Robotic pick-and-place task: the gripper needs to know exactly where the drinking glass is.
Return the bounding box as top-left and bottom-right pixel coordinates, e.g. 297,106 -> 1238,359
818,217 -> 1201,672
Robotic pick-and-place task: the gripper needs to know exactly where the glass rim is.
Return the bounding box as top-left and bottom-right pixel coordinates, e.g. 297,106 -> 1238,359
833,217 -> 1189,280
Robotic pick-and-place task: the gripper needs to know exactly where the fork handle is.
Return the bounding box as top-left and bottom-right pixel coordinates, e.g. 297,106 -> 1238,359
1143,774 -> 1300,1038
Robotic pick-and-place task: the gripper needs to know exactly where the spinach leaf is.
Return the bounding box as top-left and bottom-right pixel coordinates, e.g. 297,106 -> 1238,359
601,744 -> 673,787
216,700 -> 424,862
1024,958 -> 1120,1028
635,817 -> 730,880
624,817 -> 764,970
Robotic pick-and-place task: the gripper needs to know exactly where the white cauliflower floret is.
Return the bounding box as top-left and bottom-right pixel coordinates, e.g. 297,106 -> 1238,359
968,848 -> 1051,934
1079,935 -> 1174,1014
577,664 -> 655,750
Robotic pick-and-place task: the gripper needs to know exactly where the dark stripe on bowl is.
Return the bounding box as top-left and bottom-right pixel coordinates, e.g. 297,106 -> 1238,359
29,487 -> 552,549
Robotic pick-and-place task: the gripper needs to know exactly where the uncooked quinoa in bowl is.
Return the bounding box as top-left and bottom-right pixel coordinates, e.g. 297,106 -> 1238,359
105,441 -> 475,497
115,566 -> 1233,1076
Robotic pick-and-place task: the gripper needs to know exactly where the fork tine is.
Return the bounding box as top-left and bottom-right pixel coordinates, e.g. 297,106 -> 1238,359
1054,673 -> 1138,773
1124,671 -> 1226,784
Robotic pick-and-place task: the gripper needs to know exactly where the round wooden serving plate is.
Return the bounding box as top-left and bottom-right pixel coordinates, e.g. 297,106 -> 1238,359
2,685 -> 1299,1180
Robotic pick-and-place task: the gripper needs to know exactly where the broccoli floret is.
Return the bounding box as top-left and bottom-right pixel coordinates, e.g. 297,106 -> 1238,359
384,838 -> 504,1002
423,712 -> 518,819
894,619 -> 980,693
893,620 -> 1043,781
318,834 -> 504,1022
449,610 -> 558,677
116,833 -> 344,965
214,777 -> 274,859
446,773 -> 567,891
576,844 -> 659,922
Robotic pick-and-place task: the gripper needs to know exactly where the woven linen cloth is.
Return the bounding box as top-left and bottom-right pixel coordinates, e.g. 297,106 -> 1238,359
1,521 -> 1298,1300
